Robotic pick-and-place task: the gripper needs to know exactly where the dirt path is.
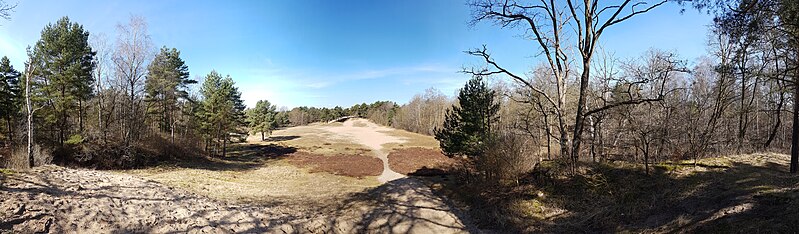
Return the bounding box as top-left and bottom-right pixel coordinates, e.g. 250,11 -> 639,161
319,118 -> 407,183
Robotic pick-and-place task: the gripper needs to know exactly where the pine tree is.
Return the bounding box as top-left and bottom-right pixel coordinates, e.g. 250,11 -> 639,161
29,16 -> 96,146
246,100 -> 277,141
435,75 -> 499,158
144,46 -> 193,139
0,56 -> 21,143
198,71 -> 245,157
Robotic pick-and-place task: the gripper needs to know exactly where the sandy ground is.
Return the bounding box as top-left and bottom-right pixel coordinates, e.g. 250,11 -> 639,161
0,118 -> 476,233
1,166 -> 476,233
318,118 -> 408,183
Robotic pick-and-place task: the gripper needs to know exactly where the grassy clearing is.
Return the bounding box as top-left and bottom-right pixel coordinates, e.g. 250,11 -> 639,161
124,158 -> 380,208
120,139 -> 382,209
423,153 -> 799,232
259,125 -> 373,156
379,128 -> 439,152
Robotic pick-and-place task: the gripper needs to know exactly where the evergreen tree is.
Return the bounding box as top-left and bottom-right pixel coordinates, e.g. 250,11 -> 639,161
198,71 -> 245,157
144,46 -> 193,136
29,16 -> 95,146
0,56 -> 20,142
435,76 -> 499,158
246,99 -> 277,141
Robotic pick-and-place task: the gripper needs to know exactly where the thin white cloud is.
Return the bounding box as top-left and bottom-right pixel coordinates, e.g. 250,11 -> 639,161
234,63 -> 460,108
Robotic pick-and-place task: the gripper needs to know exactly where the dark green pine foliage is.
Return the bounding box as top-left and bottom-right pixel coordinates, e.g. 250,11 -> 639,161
145,46 -> 194,133
246,99 -> 277,141
29,16 -> 96,146
435,75 -> 499,158
198,71 -> 246,157
0,56 -> 21,141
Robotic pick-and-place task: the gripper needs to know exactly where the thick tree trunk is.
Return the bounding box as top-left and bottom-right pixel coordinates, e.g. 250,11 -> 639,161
571,60 -> 592,173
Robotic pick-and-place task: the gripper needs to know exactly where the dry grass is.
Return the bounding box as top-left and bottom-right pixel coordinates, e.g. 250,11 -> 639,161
256,125 -> 373,156
379,128 -> 439,152
124,159 -> 380,208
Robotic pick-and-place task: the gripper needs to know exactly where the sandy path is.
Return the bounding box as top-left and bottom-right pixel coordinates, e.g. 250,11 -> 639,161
319,118 -> 407,183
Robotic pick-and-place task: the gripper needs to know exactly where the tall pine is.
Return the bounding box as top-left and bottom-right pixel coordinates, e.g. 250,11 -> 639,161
198,71 -> 245,157
144,46 -> 194,137
435,75 -> 499,158
29,16 -> 95,146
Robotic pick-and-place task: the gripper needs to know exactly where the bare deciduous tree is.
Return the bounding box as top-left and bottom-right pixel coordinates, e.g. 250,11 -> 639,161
113,16 -> 154,145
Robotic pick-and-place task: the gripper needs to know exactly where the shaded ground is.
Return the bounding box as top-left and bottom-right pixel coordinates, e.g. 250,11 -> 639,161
388,147 -> 454,175
427,153 -> 799,232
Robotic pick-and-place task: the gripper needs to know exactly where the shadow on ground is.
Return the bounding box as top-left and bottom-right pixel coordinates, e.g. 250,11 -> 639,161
263,135 -> 301,142
436,154 -> 799,232
166,143 -> 297,171
230,176 -> 478,233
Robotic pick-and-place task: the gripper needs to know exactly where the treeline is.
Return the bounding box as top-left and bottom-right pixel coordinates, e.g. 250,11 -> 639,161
0,16 -> 249,169
283,89 -> 452,136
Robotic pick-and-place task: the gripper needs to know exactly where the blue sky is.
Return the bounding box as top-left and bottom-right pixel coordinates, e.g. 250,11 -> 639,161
0,0 -> 713,108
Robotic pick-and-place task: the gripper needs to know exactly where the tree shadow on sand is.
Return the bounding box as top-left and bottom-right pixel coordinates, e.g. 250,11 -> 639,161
453,154 -> 799,232
254,177 -> 478,233
262,135 -> 301,142
162,143 -> 297,171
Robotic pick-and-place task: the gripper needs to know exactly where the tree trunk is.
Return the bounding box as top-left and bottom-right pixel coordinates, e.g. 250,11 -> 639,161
571,60 -> 592,173
765,90 -> 784,148
791,64 -> 799,174
26,67 -> 34,168
261,131 -> 265,141
6,117 -> 12,145
79,99 -> 84,133
222,137 -> 227,158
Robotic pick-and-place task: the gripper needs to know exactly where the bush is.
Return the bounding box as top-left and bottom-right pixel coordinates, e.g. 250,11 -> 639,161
475,131 -> 537,184
70,134 -> 202,169
3,145 -> 52,169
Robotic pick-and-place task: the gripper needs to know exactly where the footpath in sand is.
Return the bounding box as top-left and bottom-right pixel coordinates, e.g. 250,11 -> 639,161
318,118 -> 406,183
0,119 -> 476,233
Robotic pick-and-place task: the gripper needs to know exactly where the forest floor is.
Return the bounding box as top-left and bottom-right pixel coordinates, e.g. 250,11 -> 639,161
426,153 -> 799,232
0,118 -> 471,233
